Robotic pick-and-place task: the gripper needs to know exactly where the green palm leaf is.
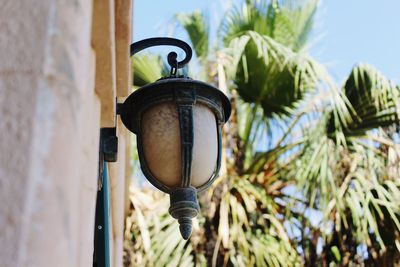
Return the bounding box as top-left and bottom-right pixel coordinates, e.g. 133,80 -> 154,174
175,10 -> 209,61
220,0 -> 318,51
327,64 -> 400,136
132,54 -> 169,88
225,31 -> 324,118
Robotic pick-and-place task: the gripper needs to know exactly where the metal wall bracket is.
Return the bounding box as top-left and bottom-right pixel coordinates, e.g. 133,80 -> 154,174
100,128 -> 118,163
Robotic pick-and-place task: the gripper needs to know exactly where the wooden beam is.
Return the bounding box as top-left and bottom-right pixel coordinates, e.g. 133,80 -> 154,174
115,0 -> 133,97
91,0 -> 117,127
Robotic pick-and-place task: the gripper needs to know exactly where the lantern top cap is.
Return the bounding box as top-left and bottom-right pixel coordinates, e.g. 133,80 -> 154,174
119,76 -> 231,134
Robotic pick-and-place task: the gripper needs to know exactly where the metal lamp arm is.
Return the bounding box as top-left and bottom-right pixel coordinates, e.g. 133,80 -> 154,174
130,37 -> 192,70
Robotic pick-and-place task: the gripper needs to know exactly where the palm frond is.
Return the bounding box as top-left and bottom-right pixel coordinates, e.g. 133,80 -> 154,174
327,64 -> 400,137
224,31 -> 327,118
207,176 -> 301,266
132,54 -> 169,88
124,186 -> 196,267
175,10 -> 210,61
220,0 -> 318,51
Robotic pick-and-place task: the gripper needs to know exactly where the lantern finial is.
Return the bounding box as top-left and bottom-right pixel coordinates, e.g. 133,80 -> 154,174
178,218 -> 193,240
168,187 -> 199,239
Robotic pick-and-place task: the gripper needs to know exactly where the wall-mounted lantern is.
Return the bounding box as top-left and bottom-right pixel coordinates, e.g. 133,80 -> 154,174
117,37 -> 231,239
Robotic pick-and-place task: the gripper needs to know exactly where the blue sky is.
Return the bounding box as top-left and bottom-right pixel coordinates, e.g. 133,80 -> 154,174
133,0 -> 400,83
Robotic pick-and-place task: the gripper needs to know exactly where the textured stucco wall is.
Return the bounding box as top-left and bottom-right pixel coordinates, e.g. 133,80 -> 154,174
0,0 -> 99,266
0,0 -> 132,266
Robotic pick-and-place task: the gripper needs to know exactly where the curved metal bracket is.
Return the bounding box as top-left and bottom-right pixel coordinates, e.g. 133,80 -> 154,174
130,37 -> 192,72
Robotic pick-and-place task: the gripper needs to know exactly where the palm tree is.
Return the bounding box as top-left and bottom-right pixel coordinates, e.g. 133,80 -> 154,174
124,1 -> 400,266
293,64 -> 400,266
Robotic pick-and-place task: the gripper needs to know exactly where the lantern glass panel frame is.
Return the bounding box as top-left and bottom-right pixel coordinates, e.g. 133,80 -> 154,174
119,77 -> 231,193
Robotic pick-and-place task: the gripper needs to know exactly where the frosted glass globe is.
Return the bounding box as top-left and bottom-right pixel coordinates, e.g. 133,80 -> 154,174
141,102 -> 218,188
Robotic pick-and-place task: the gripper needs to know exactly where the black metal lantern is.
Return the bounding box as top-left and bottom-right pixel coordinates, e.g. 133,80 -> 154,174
117,37 -> 231,239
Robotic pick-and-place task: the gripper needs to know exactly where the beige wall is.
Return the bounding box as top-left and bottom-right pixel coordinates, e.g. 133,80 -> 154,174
0,0 -> 132,266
